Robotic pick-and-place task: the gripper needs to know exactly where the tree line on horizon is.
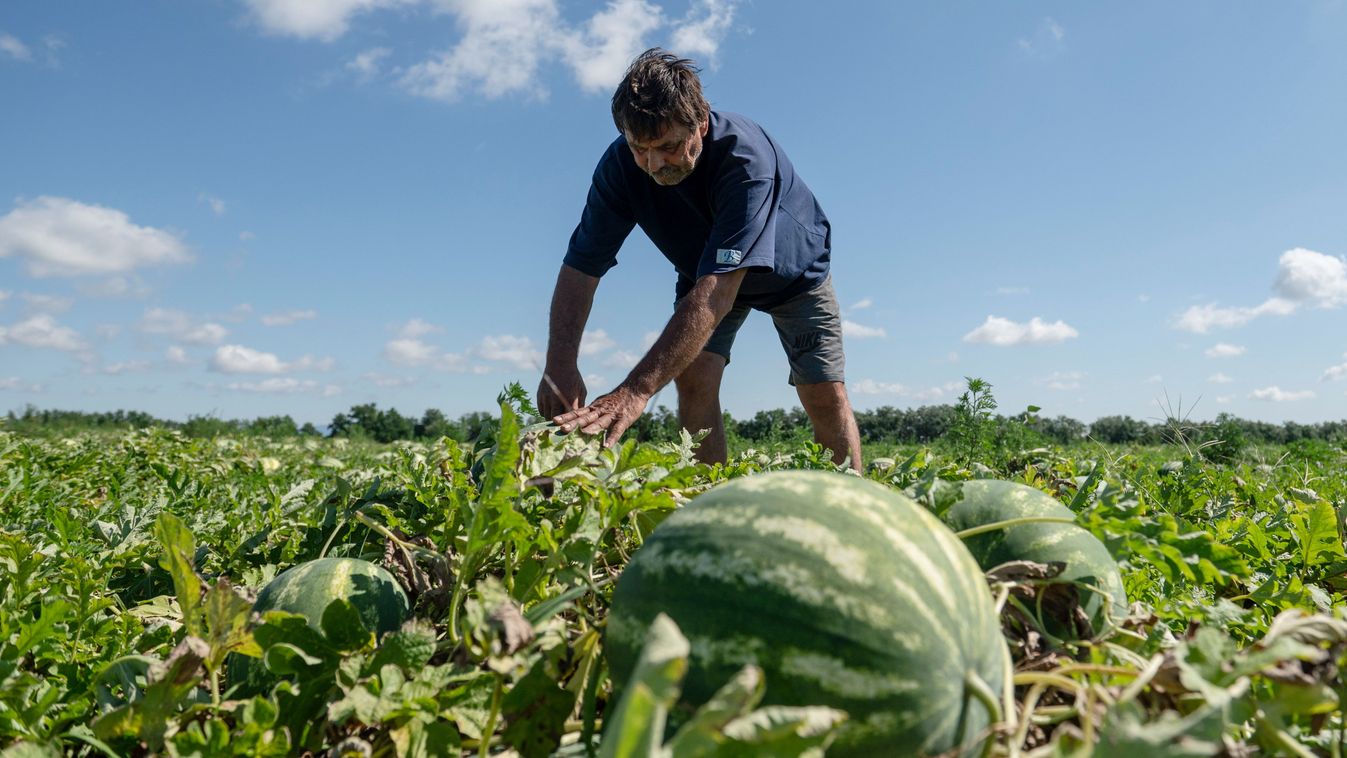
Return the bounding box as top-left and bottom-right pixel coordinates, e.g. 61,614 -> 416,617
4,402 -> 1346,450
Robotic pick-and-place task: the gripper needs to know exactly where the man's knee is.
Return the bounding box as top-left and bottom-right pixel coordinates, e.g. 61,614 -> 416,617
797,380 -> 851,413
676,352 -> 726,401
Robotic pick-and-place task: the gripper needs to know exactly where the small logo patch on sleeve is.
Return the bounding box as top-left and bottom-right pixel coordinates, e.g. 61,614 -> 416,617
715,248 -> 744,265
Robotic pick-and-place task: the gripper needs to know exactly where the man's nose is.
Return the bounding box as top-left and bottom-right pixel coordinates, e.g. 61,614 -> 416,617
646,152 -> 665,172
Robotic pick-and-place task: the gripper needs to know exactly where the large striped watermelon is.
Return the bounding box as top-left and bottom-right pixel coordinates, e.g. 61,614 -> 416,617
942,480 -> 1126,640
606,471 -> 1009,757
230,557 -> 409,692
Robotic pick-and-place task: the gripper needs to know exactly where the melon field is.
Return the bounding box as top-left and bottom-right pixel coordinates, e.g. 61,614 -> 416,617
3,394 -> 1347,757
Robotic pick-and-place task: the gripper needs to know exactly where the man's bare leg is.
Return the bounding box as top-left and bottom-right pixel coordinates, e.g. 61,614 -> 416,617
796,381 -> 862,470
676,351 -> 728,465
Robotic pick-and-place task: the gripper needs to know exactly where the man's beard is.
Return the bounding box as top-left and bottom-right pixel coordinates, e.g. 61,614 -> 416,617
651,165 -> 693,185
649,139 -> 701,185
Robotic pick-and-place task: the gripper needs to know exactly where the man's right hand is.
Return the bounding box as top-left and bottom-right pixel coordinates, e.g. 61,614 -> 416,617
538,367 -> 587,420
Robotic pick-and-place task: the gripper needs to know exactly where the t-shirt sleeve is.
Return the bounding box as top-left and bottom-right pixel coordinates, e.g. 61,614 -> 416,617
696,157 -> 779,279
563,150 -> 636,278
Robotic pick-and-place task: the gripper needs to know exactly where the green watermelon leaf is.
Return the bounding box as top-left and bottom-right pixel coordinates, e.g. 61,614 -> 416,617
153,512 -> 204,637
320,598 -> 375,653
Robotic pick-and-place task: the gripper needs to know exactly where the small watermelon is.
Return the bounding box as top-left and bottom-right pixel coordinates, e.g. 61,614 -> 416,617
230,557 -> 409,692
942,480 -> 1126,640
606,471 -> 1009,758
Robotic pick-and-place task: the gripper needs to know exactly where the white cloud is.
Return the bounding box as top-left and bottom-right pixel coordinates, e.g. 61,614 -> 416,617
475,334 -> 543,370
384,338 -> 439,366
1174,298 -> 1296,333
1039,370 -> 1084,390
19,293 -> 73,314
95,360 -> 153,375
963,315 -> 1078,346
670,0 -> 736,63
641,330 -> 660,350
140,308 -> 229,345
602,349 -> 641,369
199,193 -> 227,216
1208,372 -> 1234,384
851,378 -> 962,401
0,291 -> 8,303
95,324 -> 122,340
211,344 -> 334,374
0,376 -> 43,392
1204,343 -> 1245,358
0,315 -> 87,351
225,378 -> 341,395
261,309 -> 318,326
395,317 -> 441,338
347,46 -> 391,81
241,0 -> 418,42
239,231 -> 256,241
852,379 -> 908,396
842,320 -> 886,339
1138,294 -> 1151,303
78,275 -> 151,298
847,297 -> 872,311
396,0 -> 736,102
166,345 -> 190,365
0,32 -> 32,61
381,333 -> 467,372
1274,247 -> 1347,307
1144,374 -> 1164,384
1322,358 -> 1347,382
580,328 -> 617,356
1216,394 -> 1234,404
0,197 -> 192,277
1175,248 -> 1347,333
563,0 -> 665,93
1250,386 -> 1315,402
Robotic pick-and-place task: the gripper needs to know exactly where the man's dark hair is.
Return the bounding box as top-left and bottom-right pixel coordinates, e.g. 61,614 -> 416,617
611,48 -> 710,141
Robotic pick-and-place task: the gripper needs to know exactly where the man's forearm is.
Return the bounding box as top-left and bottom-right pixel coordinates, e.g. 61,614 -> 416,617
546,265 -> 600,367
622,270 -> 745,397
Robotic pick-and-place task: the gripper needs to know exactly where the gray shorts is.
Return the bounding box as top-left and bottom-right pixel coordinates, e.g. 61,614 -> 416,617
681,275 -> 846,386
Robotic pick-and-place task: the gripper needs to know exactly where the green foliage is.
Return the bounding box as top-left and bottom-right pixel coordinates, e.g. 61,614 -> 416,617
1,402 -> 1346,755
947,377 -> 998,467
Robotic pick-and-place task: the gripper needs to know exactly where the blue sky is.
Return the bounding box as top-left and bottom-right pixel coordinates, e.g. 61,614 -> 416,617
2,1 -> 1346,427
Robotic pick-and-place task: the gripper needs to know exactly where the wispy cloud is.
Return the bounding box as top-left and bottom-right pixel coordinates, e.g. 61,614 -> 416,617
210,344 -> 335,374
0,32 -> 32,61
1038,371 -> 1084,390
1208,372 -> 1234,384
1017,17 -> 1065,57
1323,355 -> 1347,382
963,315 -> 1078,346
474,334 -> 544,371
842,320 -> 886,339
0,376 -> 43,392
1250,386 -> 1315,402
0,197 -> 191,277
140,308 -> 229,345
1204,343 -> 1245,358
851,379 -> 962,401
198,192 -> 227,216
346,46 -> 391,82
261,309 -> 317,326
580,328 -> 617,356
224,378 -> 342,395
0,315 -> 87,351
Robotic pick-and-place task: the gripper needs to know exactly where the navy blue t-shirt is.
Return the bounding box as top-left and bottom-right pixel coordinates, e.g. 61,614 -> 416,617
564,111 -> 831,309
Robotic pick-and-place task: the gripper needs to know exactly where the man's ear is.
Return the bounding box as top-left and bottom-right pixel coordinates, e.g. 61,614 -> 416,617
699,119 -> 709,137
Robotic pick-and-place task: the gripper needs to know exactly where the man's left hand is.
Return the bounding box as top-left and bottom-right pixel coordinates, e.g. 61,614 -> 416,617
551,385 -> 650,447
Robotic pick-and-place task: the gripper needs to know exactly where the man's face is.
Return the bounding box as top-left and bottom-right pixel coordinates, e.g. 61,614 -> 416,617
625,119 -> 708,186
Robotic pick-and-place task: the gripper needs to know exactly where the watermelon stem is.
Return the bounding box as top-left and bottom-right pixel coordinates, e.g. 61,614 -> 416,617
963,668 -> 1003,738
953,516 -> 1077,540
479,675 -> 504,758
